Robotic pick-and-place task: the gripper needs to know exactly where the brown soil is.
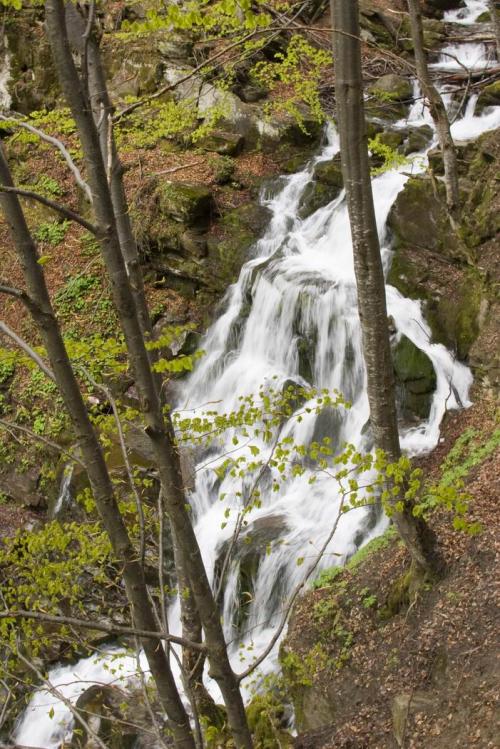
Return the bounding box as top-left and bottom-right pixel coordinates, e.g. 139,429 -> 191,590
287,390 -> 500,749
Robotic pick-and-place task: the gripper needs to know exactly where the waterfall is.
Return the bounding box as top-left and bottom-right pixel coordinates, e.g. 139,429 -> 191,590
0,35 -> 11,111
50,464 -> 74,519
12,1 -> 500,745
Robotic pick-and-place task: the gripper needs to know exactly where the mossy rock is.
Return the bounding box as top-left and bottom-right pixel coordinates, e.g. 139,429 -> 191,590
393,335 -> 436,387
6,13 -> 59,113
104,36 -> 164,99
428,273 -> 485,360
297,156 -> 344,219
298,181 -> 340,220
198,130 -> 244,156
404,125 -> 434,155
476,80 -> 500,114
157,182 -> 214,226
388,177 -> 459,258
369,74 -> 413,103
314,155 -> 344,189
393,335 -> 436,419
246,693 -> 292,749
365,99 -> 408,124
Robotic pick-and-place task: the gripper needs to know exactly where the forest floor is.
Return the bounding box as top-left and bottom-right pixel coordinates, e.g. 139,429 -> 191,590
286,385 -> 499,749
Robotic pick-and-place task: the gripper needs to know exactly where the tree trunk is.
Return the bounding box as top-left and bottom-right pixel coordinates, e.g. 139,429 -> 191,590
63,3 -> 207,691
44,3 -> 252,746
330,0 -> 439,576
63,3 -> 152,341
488,0 -> 500,59
406,0 -> 460,216
0,145 -> 195,749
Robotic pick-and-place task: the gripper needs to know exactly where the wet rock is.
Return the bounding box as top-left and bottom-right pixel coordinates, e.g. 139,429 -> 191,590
393,335 -> 436,419
388,176 -> 458,258
298,156 -> 344,220
72,684 -> 152,749
369,74 -> 413,103
422,0 -> 464,16
214,514 -> 289,629
403,124 -> 434,155
197,130 -> 244,156
476,80 -> 500,114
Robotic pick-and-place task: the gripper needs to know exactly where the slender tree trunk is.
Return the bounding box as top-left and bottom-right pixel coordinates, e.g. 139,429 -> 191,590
63,4 -> 208,695
488,0 -> 500,59
45,3 -> 252,745
64,3 -> 152,341
330,0 -> 439,576
0,146 -> 194,749
406,0 -> 460,215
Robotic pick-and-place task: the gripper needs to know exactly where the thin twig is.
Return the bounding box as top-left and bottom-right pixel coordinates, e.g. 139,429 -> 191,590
0,114 -> 92,202
0,185 -> 99,235
79,366 -> 146,567
236,491 -> 348,682
0,320 -> 55,382
0,610 -> 207,651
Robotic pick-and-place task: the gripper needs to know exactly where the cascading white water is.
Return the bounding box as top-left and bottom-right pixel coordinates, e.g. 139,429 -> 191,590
0,36 -> 11,111
13,2 -> 500,745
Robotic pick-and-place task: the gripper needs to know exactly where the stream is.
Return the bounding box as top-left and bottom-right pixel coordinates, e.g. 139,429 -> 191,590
12,1 -> 500,746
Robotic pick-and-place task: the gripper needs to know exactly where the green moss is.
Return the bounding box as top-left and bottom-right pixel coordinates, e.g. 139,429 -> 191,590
246,693 -> 291,749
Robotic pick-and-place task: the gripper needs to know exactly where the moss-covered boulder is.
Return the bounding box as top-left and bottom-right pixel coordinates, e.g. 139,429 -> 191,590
403,124 -> 434,155
297,156 -> 344,220
393,335 -> 436,419
198,130 -> 244,156
207,201 -> 271,286
5,11 -> 59,113
388,176 -> 459,258
246,692 -> 293,749
369,74 -> 413,103
157,182 -> 214,226
476,80 -> 500,114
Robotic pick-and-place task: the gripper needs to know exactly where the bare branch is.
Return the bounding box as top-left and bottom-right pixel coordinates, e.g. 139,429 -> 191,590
79,366 -> 146,567
0,320 -> 55,382
10,647 -> 110,749
0,114 -> 93,202
0,417 -> 85,467
0,610 -> 207,651
0,185 -> 99,235
236,493 -> 347,682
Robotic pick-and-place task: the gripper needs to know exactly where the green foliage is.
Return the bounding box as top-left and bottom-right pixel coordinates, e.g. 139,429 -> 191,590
31,175 -> 64,198
368,134 -> 408,175
0,348 -> 16,385
34,220 -> 70,246
252,35 -> 332,129
54,273 -> 100,313
122,0 -> 272,36
0,518 -> 113,659
115,99 -> 198,150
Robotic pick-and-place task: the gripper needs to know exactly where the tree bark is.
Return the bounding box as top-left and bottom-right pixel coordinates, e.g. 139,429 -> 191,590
406,0 -> 460,216
0,145 -> 194,749
63,2 -> 152,342
44,3 -> 252,746
488,0 -> 500,59
330,0 -> 439,576
63,6 -> 208,694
